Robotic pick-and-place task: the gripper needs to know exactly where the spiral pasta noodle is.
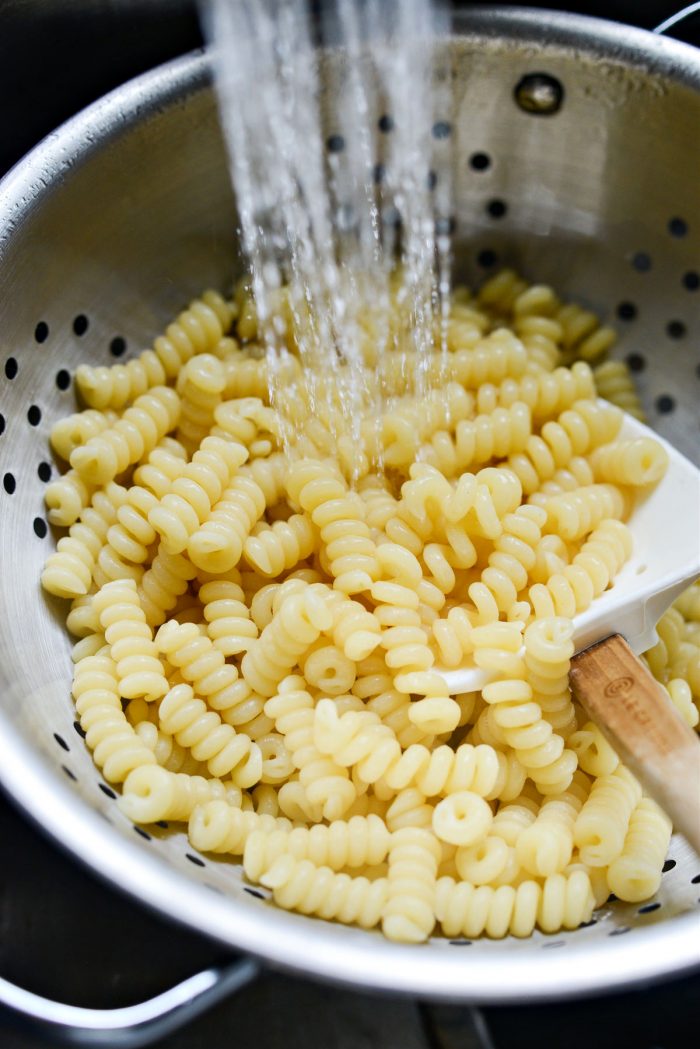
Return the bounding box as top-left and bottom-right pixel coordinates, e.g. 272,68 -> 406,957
72,650 -> 157,783
93,578 -> 169,701
76,290 -> 234,410
148,436 -> 248,554
70,387 -> 181,485
43,266 -> 686,946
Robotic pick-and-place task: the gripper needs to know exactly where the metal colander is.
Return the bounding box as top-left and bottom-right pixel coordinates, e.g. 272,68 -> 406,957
0,6 -> 699,1044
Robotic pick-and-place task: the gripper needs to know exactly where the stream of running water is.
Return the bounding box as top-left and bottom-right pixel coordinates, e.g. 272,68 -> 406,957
205,0 -> 451,476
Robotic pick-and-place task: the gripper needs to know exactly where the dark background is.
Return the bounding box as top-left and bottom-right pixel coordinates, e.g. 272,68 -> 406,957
2,0 -> 700,178
1,2 -> 699,1047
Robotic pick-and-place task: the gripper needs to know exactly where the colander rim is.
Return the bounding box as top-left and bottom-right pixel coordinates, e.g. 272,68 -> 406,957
1,12 -> 699,1002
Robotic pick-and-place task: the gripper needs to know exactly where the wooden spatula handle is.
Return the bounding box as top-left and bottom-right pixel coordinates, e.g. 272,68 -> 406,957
570,634 -> 700,855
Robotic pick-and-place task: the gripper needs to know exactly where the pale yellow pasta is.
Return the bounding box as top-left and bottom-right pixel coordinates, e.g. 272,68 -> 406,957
573,765 -> 642,866
148,436 -> 248,555
243,514 -> 316,577
264,675 -> 356,820
593,359 -> 645,421
543,483 -> 626,541
44,469 -> 97,528
119,764 -> 240,823
260,855 -> 388,929
76,290 -> 234,410
175,352 -> 226,454
301,642 -> 356,695
474,362 -> 596,422
72,650 -> 157,783
200,579 -> 259,656
43,268 -> 687,946
383,827 -> 442,943
606,798 -> 673,902
435,871 -> 595,938
188,799 -> 292,854
590,437 -> 668,487
70,387 -> 181,485
158,682 -> 262,787
515,771 -> 589,877
568,721 -> 620,777
243,814 -> 391,879
505,399 -> 622,495
432,791 -> 493,847
41,483 -> 127,598
93,578 -> 169,701
51,407 -> 119,462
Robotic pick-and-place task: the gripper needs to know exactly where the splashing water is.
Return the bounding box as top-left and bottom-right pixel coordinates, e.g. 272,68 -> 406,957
204,0 -> 451,478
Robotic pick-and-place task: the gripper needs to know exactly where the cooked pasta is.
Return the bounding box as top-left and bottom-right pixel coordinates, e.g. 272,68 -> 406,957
70,387 -> 181,485
43,266 -> 689,947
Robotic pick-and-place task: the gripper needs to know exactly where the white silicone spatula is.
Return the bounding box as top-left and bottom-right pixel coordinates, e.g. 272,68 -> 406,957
440,411 -> 700,693
439,412 -> 700,851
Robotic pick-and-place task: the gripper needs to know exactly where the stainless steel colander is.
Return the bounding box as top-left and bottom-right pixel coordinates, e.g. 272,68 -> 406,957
1,6 -> 699,1045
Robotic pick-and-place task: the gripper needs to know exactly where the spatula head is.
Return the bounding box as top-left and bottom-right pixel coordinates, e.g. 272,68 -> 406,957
440,410 -> 700,695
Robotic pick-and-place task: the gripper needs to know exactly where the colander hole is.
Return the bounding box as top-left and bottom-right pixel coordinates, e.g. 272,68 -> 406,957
609,927 -> 631,936
383,205 -> 401,229
668,216 -> 688,237
244,887 -> 266,899
469,151 -> 491,171
477,249 -> 498,268
56,369 -> 71,391
3,473 -> 16,494
33,517 -> 47,539
37,462 -> 52,482
62,766 -> 77,781
635,564 -> 647,575
427,170 -> 437,191
53,733 -> 69,751
27,405 -> 41,426
73,720 -> 86,738
662,859 -> 676,872
655,395 -> 676,415
682,270 -> 699,291
432,120 -> 451,139
449,940 -> 473,946
134,826 -> 151,841
34,321 -> 49,343
691,874 -> 700,884
73,314 -> 89,336
5,357 -> 18,380
186,853 -> 206,867
542,940 -> 566,949
0,414 -> 5,436
616,302 -> 637,321
373,163 -> 385,185
666,320 -> 686,339
378,113 -> 394,133
110,336 -> 127,357
625,353 -> 646,373
326,133 -> 345,153
486,198 -> 507,219
638,902 -> 661,914
632,252 -> 651,273
98,783 -> 117,799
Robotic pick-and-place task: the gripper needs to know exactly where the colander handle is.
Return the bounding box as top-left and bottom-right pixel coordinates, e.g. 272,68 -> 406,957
0,956 -> 259,1047
654,2 -> 700,34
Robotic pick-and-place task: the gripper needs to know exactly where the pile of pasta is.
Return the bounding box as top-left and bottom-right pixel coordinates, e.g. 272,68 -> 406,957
41,269 -> 700,943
